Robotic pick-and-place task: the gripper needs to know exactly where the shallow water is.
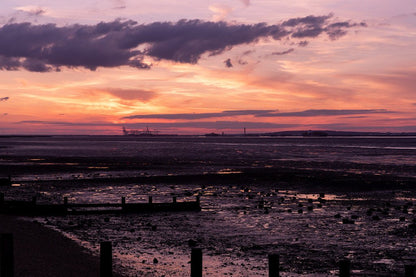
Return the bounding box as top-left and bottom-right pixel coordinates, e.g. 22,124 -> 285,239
1,136 -> 416,276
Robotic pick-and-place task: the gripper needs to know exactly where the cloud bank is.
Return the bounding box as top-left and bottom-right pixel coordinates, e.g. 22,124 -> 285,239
0,96 -> 9,101
0,15 -> 365,72
123,109 -> 393,120
123,109 -> 277,120
255,109 -> 395,117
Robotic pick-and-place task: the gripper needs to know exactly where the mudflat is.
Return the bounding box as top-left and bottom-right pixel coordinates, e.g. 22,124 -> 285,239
0,214 -> 122,277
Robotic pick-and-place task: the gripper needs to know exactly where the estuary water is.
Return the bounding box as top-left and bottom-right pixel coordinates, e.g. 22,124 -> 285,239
1,135 -> 416,276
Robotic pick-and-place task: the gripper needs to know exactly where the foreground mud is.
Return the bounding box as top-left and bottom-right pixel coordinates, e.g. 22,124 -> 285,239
2,179 -> 416,276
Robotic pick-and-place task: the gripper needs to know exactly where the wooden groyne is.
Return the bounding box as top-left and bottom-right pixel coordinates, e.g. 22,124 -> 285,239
1,235 -> 414,277
0,194 -> 201,216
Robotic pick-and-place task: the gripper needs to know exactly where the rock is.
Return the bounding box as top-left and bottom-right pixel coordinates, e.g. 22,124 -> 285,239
342,218 -> 355,224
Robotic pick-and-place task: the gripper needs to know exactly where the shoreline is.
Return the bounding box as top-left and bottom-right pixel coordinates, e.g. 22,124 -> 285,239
0,215 -> 123,277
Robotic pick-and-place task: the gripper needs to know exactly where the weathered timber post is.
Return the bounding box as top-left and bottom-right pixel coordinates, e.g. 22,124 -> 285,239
196,196 -> 200,205
121,197 -> 126,212
64,197 -> 68,206
191,248 -> 202,277
173,197 -> 177,203
0,233 -> 14,277
32,196 -> 37,206
148,196 -> 153,204
100,241 -> 112,277
268,254 -> 279,277
0,193 -> 4,207
405,265 -> 415,277
339,259 -> 350,277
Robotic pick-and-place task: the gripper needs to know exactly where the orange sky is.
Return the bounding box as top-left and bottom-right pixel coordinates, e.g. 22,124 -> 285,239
1,1 -> 415,135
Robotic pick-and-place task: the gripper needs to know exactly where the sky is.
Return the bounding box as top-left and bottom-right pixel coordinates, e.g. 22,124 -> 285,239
0,0 -> 415,135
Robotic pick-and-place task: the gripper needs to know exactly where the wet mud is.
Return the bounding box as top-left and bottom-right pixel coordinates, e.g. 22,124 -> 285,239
1,136 -> 416,276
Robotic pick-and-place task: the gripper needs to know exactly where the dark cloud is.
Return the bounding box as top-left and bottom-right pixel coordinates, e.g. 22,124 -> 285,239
0,97 -> 9,101
298,41 -> 308,47
283,14 -> 367,40
22,58 -> 55,72
123,109 -> 278,120
224,58 -> 233,68
255,109 -> 395,117
0,56 -> 20,70
272,48 -> 294,56
0,15 -> 365,72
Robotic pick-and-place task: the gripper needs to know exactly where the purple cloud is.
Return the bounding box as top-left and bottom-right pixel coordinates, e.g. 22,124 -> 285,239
255,109 -> 395,117
123,109 -> 278,120
224,58 -> 233,68
272,48 -> 294,56
0,15 -> 365,72
0,96 -> 9,101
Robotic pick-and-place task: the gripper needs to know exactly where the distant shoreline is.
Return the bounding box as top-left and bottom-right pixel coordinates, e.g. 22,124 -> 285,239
2,130 -> 416,137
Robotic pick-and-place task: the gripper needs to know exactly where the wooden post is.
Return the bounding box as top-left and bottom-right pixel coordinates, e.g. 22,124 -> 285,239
32,196 -> 37,206
191,248 -> 202,277
196,196 -> 200,205
148,196 -> 153,204
405,265 -> 415,277
339,259 -> 350,277
64,197 -> 68,206
1,233 -> 14,277
0,193 -> 4,207
268,254 -> 279,277
121,197 -> 126,212
100,241 -> 112,277
173,197 -> 177,203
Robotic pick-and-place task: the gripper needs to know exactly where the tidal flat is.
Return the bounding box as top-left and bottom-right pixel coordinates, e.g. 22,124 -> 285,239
1,136 -> 416,276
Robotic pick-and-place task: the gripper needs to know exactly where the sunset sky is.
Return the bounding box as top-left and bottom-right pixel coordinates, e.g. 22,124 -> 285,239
0,0 -> 415,135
